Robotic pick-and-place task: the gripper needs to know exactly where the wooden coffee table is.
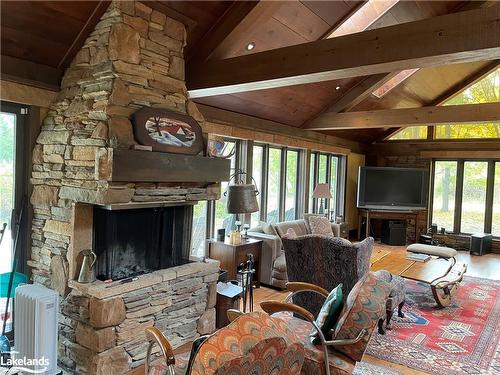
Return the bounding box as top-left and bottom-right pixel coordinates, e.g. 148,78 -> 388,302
370,249 -> 467,308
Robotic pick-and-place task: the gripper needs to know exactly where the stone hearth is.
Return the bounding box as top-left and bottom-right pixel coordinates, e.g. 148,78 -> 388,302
28,1 -> 222,373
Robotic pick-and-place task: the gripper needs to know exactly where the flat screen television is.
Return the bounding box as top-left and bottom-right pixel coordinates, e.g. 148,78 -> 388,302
357,167 -> 429,210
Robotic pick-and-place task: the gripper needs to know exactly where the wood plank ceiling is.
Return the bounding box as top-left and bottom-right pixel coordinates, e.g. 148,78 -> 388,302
1,0 -> 497,144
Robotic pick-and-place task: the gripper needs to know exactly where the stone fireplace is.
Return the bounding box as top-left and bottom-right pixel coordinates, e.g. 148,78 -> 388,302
28,1 -> 228,373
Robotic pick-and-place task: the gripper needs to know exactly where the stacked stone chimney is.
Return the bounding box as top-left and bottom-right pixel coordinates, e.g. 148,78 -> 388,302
28,1 -> 219,373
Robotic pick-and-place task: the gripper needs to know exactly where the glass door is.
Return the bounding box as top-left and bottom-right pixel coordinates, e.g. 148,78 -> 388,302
0,102 -> 29,337
0,111 -> 16,274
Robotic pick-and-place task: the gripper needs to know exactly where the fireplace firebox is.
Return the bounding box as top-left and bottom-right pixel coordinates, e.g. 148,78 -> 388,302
92,205 -> 193,281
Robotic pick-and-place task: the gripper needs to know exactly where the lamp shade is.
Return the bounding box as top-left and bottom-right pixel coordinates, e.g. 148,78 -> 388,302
226,184 -> 259,214
312,183 -> 332,199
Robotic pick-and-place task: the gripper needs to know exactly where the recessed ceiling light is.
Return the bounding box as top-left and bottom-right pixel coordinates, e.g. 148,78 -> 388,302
335,86 -> 341,90
246,42 -> 255,51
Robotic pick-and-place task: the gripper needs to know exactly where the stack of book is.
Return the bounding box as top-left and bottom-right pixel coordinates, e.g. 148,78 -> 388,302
406,252 -> 431,262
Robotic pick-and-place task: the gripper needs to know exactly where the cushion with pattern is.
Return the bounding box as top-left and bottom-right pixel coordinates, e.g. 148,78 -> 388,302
308,216 -> 333,236
310,283 -> 343,344
333,272 -> 390,361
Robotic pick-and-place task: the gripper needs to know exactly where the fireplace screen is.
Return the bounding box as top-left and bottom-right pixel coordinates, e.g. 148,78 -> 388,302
92,205 -> 193,281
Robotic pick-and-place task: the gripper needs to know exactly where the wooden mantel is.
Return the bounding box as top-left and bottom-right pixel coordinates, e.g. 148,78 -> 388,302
111,149 -> 231,183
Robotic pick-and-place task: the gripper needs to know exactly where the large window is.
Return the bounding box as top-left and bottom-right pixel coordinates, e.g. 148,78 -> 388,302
191,201 -> 207,257
0,112 -> 15,274
190,138 -> 348,250
435,68 -> 499,139
389,126 -> 427,140
493,162 -> 500,236
309,153 -> 316,212
431,159 -> 499,236
251,145 -> 264,227
214,140 -> 237,236
309,152 -> 345,219
431,161 -> 457,232
461,162 -> 488,234
330,157 -> 338,218
285,150 -> 298,221
266,148 -> 282,223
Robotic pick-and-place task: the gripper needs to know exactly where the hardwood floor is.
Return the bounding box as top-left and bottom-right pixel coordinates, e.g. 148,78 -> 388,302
253,242 -> 500,374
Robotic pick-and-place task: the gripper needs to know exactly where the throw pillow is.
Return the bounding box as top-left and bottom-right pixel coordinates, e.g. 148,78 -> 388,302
259,221 -> 279,236
310,284 -> 343,344
308,216 -> 333,236
259,221 -> 283,251
282,228 -> 297,239
333,272 -> 390,361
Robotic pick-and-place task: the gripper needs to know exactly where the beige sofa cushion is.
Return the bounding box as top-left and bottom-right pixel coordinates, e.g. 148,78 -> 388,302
274,219 -> 308,238
308,216 -> 334,236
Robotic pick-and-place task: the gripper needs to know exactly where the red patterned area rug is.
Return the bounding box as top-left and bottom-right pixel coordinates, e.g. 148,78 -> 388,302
365,276 -> 500,375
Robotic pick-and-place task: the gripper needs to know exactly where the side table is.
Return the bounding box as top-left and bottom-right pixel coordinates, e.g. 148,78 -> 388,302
208,237 -> 263,287
332,222 -> 349,239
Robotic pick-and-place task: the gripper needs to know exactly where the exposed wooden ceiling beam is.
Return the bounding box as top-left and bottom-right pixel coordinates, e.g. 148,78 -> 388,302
187,5 -> 500,98
186,1 -> 261,64
306,102 -> 500,130
379,60 -> 500,140
368,139 -> 500,156
1,55 -> 62,91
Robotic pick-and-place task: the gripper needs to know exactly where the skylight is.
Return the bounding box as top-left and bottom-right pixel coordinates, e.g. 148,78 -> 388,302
372,69 -> 419,98
327,0 -> 399,38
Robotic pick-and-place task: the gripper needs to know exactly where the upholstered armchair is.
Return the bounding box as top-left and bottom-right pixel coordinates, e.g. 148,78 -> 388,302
282,236 -> 374,316
261,273 -> 390,375
144,311 -> 305,375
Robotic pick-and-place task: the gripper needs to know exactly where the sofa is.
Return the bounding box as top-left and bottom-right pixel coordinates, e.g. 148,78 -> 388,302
247,216 -> 341,289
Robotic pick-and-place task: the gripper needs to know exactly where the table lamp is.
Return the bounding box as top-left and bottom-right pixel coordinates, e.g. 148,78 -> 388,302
312,183 -> 332,215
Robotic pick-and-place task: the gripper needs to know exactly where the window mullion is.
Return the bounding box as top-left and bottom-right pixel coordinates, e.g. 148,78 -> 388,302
261,146 -> 269,222
313,152 -> 319,213
279,148 -> 287,222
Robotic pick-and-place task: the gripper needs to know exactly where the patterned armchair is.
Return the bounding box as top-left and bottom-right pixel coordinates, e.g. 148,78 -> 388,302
282,236 -> 374,316
145,311 -> 305,375
261,272 -> 390,375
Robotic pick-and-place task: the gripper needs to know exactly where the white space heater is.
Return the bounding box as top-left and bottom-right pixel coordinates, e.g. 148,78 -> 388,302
14,284 -> 59,374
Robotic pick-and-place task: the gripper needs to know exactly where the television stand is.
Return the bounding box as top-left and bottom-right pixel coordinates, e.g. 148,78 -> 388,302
358,209 -> 424,243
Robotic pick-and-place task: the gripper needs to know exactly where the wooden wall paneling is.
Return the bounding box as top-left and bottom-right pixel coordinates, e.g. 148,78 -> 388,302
197,103 -> 363,154
419,150 -> 500,159
1,55 -> 63,90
